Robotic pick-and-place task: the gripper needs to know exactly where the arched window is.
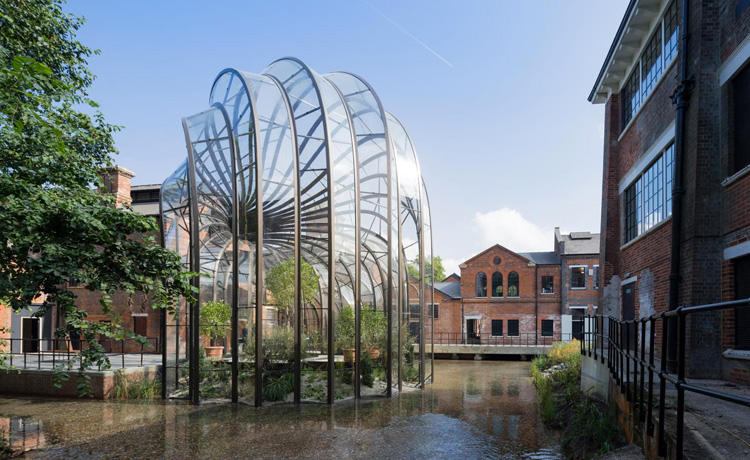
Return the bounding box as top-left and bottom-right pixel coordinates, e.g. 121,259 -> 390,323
475,272 -> 487,297
491,272 -> 503,297
508,271 -> 519,297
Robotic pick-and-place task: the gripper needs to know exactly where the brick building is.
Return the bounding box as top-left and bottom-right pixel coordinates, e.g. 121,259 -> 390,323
429,230 -> 600,344
0,167 -> 163,354
590,0 -> 750,381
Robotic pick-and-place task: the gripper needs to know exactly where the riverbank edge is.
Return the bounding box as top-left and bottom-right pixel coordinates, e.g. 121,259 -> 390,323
530,341 -> 626,460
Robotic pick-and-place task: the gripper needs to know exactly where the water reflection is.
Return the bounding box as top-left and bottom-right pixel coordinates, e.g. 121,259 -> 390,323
0,361 -> 561,459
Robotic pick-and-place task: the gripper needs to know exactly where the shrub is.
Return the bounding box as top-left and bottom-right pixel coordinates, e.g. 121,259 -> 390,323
263,373 -> 292,402
361,353 -> 374,388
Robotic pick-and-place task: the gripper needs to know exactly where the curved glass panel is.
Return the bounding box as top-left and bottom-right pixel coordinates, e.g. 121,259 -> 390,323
162,59 -> 431,405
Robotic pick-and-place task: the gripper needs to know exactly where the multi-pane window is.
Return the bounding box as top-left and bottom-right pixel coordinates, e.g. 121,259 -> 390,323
643,156 -> 664,232
621,1 -> 678,130
541,320 -> 553,337
622,69 -> 641,128
541,276 -> 554,294
428,304 -> 439,319
508,272 -> 519,297
571,266 -> 586,289
624,144 -> 675,243
735,256 -> 750,350
665,144 -> 675,215
664,1 -> 679,65
641,31 -> 663,100
475,272 -> 487,297
491,272 -> 503,297
491,320 -> 503,337
410,304 -> 420,319
508,320 -> 519,337
734,63 -> 750,174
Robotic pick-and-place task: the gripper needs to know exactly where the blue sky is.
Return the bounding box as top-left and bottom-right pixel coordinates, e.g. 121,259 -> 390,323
69,0 -> 628,274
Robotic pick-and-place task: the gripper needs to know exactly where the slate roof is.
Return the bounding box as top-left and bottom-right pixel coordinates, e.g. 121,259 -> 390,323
432,282 -> 462,299
519,251 -> 560,265
559,232 -> 600,255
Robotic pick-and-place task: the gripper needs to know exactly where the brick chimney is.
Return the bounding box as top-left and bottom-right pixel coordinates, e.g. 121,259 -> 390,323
99,165 -> 135,207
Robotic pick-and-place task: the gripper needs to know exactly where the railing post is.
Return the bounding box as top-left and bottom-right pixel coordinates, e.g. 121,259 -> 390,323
658,313 -> 668,457
647,317 -> 655,436
676,307 -> 686,460
632,321 -> 638,408
625,321 -> 631,401
639,319 -> 646,422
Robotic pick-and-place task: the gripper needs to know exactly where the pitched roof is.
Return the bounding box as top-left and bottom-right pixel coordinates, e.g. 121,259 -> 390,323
559,232 -> 600,255
519,252 -> 560,265
460,244 -> 534,266
432,282 -> 462,299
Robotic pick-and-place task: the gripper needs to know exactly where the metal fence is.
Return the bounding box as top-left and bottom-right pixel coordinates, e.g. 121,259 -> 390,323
2,336 -> 160,370
432,332 -> 575,346
582,298 -> 750,460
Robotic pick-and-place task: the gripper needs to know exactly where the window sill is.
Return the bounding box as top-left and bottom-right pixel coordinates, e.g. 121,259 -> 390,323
570,287 -> 587,290
721,164 -> 750,189
541,292 -> 554,295
618,56 -> 679,142
620,215 -> 673,251
723,349 -> 750,361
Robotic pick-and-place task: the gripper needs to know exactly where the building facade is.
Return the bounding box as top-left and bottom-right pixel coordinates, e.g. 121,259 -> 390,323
590,0 -> 750,381
429,231 -> 600,344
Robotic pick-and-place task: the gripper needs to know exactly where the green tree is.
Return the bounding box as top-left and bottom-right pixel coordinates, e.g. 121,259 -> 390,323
265,258 -> 320,323
0,0 -> 195,392
407,255 -> 446,284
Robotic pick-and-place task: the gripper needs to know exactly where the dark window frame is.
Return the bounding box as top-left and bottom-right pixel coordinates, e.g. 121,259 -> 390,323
475,272 -> 487,298
508,272 -> 519,297
491,272 -> 503,298
733,63 -> 750,175
491,319 -> 503,337
541,275 -> 554,294
541,320 -> 554,337
570,266 -> 587,289
735,256 -> 750,350
507,319 -> 519,337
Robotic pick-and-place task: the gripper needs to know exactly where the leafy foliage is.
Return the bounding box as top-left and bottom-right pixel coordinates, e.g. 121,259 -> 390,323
263,373 -> 293,402
200,300 -> 231,342
265,258 -> 320,321
336,304 -> 355,350
361,352 -> 374,388
0,0 -> 196,394
407,255 -> 445,284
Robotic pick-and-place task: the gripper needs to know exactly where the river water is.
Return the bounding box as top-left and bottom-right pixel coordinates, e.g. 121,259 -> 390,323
0,360 -> 561,459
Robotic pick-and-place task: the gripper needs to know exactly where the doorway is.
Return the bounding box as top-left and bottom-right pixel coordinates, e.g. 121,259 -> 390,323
21,317 -> 40,353
466,319 -> 480,344
622,282 -> 636,349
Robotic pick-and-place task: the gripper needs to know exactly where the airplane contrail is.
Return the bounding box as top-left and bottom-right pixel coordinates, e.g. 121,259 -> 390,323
362,0 -> 454,68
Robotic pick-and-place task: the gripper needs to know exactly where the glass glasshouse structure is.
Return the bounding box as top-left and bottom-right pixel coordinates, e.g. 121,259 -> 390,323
160,58 -> 434,406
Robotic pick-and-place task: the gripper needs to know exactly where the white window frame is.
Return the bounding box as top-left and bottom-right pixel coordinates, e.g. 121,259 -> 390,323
570,265 -> 588,290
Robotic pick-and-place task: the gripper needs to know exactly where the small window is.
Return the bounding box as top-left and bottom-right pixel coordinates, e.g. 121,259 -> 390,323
593,266 -> 600,290
622,68 -> 641,129
735,256 -> 750,350
428,304 -> 439,319
664,1 -> 679,65
541,276 -> 553,294
491,320 -> 503,337
508,272 -> 519,297
541,320 -> 553,337
410,304 -> 420,319
491,272 -> 503,298
734,63 -> 750,174
475,272 -> 487,297
571,266 -> 586,289
68,276 -> 80,288
133,316 -> 147,337
493,256 -> 501,265
507,320 -> 519,337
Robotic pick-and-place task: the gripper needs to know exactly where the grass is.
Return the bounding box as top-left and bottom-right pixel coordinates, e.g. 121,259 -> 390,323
111,369 -> 161,400
530,340 -> 623,460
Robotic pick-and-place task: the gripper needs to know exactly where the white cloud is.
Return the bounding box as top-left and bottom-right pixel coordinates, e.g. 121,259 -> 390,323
441,256 -> 469,278
472,208 -> 552,253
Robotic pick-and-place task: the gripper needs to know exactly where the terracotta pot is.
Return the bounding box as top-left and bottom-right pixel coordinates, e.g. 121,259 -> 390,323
342,347 -> 355,362
205,346 -> 224,358
367,347 -> 380,360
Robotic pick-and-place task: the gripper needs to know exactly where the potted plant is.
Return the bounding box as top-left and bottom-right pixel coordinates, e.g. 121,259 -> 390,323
200,300 -> 231,358
362,308 -> 387,360
337,305 -> 356,362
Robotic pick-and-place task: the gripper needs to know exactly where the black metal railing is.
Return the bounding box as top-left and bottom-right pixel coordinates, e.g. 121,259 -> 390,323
2,336 -> 160,370
432,332 -> 575,346
582,298 -> 750,460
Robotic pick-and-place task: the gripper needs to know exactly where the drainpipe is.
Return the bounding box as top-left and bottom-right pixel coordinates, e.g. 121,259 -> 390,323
461,298 -> 465,344
667,0 -> 693,372
534,264 -> 539,345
